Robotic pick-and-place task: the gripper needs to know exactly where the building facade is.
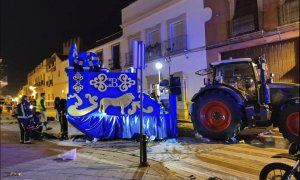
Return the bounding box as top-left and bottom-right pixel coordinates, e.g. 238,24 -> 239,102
205,0 -> 299,83
120,0 -> 212,119
19,0 -> 299,120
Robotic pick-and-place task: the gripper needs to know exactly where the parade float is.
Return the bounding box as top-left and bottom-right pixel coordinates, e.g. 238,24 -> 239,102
66,44 -> 178,139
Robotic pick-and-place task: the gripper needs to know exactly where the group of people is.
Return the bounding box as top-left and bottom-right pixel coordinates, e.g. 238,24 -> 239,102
16,93 -> 68,144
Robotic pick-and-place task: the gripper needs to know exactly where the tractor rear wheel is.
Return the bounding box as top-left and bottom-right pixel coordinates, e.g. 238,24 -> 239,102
279,103 -> 299,143
192,91 -> 243,140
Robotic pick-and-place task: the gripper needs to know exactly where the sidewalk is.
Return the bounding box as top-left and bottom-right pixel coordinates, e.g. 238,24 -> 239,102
1,117 -> 184,180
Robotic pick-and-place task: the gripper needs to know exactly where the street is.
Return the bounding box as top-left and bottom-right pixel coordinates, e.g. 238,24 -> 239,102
0,116 -> 295,180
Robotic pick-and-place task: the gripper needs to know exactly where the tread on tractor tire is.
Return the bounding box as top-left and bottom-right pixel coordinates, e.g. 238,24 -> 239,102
259,162 -> 297,180
191,91 -> 243,140
279,103 -> 299,143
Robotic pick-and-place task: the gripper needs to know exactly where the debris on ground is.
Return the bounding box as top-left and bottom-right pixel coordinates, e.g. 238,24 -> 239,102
195,132 -> 211,143
225,137 -> 239,144
58,148 -> 77,160
189,174 -> 196,179
239,140 -> 245,144
131,139 -> 192,161
166,138 -> 177,143
148,135 -> 156,142
9,172 -> 21,176
207,176 -> 222,180
258,130 -> 275,136
265,137 -> 275,143
250,139 -> 263,145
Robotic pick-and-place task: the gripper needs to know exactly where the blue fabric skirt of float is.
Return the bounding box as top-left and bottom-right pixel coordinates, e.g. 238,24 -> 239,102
67,113 -> 178,139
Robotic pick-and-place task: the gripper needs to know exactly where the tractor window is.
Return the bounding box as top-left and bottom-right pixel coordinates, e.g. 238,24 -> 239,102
215,63 -> 256,99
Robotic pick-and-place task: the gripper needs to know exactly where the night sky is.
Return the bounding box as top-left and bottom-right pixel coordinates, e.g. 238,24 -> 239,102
1,0 -> 136,96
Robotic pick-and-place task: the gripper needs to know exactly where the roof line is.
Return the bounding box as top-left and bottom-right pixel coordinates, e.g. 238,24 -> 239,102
95,31 -> 122,43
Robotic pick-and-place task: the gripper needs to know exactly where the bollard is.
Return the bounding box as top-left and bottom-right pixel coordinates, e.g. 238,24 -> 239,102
139,134 -> 148,167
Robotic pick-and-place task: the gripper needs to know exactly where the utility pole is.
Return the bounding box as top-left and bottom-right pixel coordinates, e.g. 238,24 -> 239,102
133,41 -> 148,167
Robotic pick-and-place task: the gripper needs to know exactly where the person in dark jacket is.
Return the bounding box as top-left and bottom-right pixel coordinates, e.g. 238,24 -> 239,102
59,99 -> 68,140
28,112 -> 43,140
54,97 -> 61,121
17,95 -> 33,144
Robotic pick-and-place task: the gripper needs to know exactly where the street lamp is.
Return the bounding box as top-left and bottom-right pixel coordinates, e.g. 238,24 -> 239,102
155,62 -> 163,96
155,62 -> 163,83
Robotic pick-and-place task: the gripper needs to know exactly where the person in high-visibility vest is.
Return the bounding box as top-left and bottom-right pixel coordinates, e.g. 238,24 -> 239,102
36,93 -> 52,130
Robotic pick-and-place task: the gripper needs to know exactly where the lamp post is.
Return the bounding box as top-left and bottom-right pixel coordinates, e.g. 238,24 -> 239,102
155,62 -> 163,96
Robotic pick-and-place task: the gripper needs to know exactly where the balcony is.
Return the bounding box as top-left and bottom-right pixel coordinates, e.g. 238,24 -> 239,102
229,14 -> 259,37
34,80 -> 45,87
146,42 -> 162,62
124,51 -> 134,67
124,35 -> 187,67
163,35 -> 187,55
46,80 -> 53,87
279,0 -> 299,26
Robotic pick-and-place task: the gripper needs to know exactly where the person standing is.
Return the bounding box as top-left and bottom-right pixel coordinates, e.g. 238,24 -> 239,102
54,97 -> 61,121
36,93 -> 51,130
59,99 -> 68,140
17,95 -> 33,144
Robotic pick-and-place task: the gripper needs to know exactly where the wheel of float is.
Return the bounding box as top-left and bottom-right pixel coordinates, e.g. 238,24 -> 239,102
279,103 -> 299,143
191,91 -> 242,140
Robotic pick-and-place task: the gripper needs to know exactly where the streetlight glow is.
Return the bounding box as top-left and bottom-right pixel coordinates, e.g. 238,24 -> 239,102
155,62 -> 163,96
155,62 -> 163,70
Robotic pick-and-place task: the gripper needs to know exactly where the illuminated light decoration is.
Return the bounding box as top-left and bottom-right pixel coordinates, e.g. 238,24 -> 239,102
29,86 -> 37,98
66,43 -> 178,139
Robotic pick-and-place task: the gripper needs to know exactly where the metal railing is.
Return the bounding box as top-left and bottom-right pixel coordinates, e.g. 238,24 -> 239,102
124,35 -> 187,66
229,14 -> 259,37
146,42 -> 162,62
163,35 -> 187,55
279,0 -> 299,26
124,51 -> 134,67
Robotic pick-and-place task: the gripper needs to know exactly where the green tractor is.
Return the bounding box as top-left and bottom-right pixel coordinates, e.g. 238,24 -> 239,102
191,55 -> 299,142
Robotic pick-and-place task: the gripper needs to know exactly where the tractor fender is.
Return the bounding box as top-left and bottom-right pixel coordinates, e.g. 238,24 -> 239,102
191,85 -> 247,106
279,97 -> 300,111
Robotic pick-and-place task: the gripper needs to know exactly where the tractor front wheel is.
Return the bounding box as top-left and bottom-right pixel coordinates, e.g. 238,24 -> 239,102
191,91 -> 243,140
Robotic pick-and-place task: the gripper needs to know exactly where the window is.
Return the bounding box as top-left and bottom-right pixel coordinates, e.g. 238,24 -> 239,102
230,0 -> 259,36
112,44 -> 120,69
146,25 -> 162,61
97,50 -> 103,64
166,14 -> 187,53
169,21 -> 185,38
147,29 -> 160,45
128,34 -> 140,51
126,32 -> 140,66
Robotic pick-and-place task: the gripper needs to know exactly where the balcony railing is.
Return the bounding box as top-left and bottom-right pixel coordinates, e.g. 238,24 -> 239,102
279,0 -> 299,26
46,80 -> 53,87
124,35 -> 187,67
163,35 -> 187,55
125,51 -> 134,67
146,42 -> 162,62
230,14 -> 259,37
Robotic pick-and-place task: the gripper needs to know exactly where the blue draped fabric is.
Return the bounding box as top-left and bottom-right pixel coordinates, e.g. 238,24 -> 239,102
68,113 -> 177,139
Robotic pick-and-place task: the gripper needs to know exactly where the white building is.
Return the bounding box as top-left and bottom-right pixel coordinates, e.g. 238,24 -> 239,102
120,0 -> 212,119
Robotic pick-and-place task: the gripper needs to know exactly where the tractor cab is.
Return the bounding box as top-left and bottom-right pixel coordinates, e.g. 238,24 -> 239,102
210,58 -> 258,101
